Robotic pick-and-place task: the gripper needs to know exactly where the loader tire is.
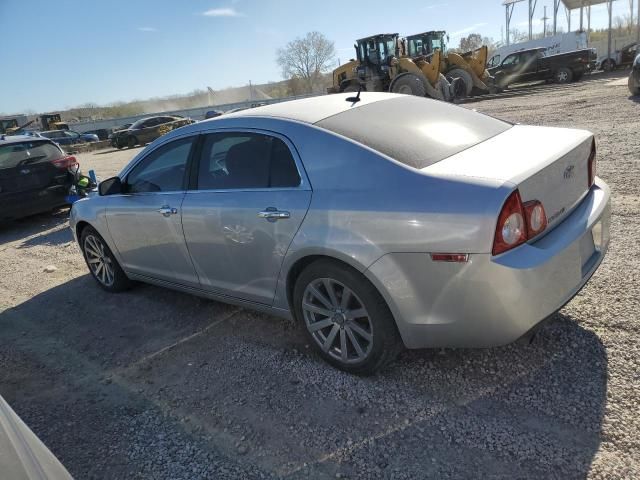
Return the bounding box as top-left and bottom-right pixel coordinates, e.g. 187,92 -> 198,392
343,84 -> 361,93
390,74 -> 426,97
446,68 -> 473,97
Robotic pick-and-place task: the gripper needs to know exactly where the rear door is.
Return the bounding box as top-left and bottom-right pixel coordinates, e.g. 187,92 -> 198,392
181,130 -> 311,305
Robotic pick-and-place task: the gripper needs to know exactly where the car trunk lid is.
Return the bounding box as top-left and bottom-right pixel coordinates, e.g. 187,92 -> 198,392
422,125 -> 593,230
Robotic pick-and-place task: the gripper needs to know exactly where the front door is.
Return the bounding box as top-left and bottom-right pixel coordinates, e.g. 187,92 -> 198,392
181,131 -> 311,305
105,136 -> 200,287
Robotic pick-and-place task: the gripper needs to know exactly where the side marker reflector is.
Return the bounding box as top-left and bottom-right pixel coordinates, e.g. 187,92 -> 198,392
430,253 -> 469,263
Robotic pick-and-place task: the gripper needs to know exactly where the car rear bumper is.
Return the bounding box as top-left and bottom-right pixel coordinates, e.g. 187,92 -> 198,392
366,178 -> 611,349
0,186 -> 70,221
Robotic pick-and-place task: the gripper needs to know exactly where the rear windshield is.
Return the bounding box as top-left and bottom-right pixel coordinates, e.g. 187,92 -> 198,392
0,140 -> 62,169
316,96 -> 511,169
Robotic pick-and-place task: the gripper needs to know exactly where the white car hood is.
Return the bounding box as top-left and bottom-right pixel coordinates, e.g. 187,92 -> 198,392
0,395 -> 72,480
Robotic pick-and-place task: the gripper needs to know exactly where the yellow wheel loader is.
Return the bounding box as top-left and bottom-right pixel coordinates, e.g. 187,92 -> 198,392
328,33 -> 457,102
405,31 -> 495,97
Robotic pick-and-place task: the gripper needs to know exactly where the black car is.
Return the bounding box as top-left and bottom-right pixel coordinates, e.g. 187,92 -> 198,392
488,47 -> 595,89
111,115 -> 194,149
0,135 -> 78,221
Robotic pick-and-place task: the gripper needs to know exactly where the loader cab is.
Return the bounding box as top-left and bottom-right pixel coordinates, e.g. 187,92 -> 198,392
407,31 -> 448,58
355,34 -> 399,69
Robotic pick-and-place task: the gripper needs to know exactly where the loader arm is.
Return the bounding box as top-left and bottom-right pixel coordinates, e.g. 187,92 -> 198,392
397,49 -> 441,86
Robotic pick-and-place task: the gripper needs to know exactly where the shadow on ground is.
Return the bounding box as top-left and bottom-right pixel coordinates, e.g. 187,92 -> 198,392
0,275 -> 608,479
0,209 -> 70,245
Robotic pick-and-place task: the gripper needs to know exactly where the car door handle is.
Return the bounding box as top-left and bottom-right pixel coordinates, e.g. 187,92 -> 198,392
157,206 -> 178,217
258,209 -> 290,220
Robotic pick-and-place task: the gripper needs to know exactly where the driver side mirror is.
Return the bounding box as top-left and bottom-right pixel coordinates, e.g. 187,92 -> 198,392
99,176 -> 123,196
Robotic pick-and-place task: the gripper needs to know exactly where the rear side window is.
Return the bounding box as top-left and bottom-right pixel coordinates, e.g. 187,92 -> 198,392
0,141 -> 62,169
195,132 -> 300,190
316,95 -> 511,169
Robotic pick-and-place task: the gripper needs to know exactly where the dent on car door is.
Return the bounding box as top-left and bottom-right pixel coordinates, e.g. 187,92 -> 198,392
181,131 -> 312,305
105,136 -> 200,286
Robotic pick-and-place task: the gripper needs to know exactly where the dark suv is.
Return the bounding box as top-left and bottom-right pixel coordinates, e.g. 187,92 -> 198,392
0,135 -> 78,221
111,115 -> 194,149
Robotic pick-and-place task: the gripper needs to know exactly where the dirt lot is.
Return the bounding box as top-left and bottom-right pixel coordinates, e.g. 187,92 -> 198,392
1,72 -> 639,479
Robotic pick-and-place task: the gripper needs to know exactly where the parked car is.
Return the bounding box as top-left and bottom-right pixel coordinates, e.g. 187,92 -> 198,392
70,93 -> 610,374
110,116 -> 194,149
488,47 -> 595,89
0,395 -> 73,479
40,129 -> 99,145
82,128 -> 111,140
205,110 -> 223,119
597,42 -> 638,71
629,54 -> 640,95
0,135 -> 79,221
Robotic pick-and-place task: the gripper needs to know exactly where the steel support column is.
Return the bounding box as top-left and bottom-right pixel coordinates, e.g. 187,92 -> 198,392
553,0 -> 561,34
608,0 -> 613,66
529,0 -> 538,39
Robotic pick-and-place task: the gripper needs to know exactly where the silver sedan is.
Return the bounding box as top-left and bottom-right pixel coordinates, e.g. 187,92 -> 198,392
70,93 -> 610,374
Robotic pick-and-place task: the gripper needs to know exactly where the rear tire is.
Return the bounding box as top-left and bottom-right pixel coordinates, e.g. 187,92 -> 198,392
293,259 -> 401,375
602,59 -> 616,72
80,226 -> 131,293
390,74 -> 426,97
446,68 -> 473,97
555,67 -> 573,84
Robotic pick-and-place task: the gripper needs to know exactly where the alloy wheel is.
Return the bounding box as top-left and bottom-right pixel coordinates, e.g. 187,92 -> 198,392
84,234 -> 115,287
302,278 -> 373,364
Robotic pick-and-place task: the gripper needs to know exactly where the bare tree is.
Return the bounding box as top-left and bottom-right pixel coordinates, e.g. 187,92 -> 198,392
276,31 -> 336,93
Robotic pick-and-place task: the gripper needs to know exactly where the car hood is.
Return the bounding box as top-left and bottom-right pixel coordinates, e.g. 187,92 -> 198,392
0,395 -> 73,479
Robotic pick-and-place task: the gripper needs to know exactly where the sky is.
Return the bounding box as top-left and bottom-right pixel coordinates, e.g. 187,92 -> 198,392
0,0 -> 633,113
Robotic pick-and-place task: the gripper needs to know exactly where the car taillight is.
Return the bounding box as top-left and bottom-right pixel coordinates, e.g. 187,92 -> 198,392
588,139 -> 596,187
51,155 -> 78,169
523,200 -> 547,237
492,190 -> 527,255
492,190 -> 548,256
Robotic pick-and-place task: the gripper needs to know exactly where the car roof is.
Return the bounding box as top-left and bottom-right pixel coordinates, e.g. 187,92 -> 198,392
218,92 -> 403,125
0,134 -> 52,145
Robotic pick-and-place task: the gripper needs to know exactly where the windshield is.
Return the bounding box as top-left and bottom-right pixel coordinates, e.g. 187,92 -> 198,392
130,119 -> 147,129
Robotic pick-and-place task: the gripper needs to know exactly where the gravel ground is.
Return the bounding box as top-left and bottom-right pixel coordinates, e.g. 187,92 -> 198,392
1,72 -> 639,479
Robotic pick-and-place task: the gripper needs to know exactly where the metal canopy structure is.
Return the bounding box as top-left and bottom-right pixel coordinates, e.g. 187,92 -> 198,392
504,0 -> 639,66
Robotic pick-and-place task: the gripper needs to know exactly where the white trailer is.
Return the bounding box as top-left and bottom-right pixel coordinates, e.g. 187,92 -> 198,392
487,32 -> 588,68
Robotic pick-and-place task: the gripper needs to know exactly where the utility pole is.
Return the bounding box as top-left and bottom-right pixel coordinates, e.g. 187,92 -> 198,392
542,6 -> 550,37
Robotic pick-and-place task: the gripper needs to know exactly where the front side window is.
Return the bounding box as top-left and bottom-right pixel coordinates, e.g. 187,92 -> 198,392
196,132 -> 300,190
126,137 -> 194,193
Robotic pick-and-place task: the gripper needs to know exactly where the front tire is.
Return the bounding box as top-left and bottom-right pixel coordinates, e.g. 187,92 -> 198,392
390,74 -> 427,97
628,75 -> 640,95
127,136 -> 137,149
446,68 -> 473,97
80,226 -> 130,292
602,59 -> 616,72
555,67 -> 573,84
293,259 -> 401,375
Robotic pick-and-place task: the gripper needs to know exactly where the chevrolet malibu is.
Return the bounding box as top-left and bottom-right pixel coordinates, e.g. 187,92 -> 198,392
70,93 -> 610,374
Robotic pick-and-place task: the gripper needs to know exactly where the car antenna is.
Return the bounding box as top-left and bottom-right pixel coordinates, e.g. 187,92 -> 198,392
346,86 -> 362,104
